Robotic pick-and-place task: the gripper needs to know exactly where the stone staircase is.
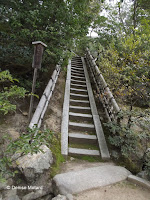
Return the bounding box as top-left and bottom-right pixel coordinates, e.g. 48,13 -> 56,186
61,57 -> 110,160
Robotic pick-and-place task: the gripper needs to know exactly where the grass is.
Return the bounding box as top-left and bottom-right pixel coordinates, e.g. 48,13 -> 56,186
49,133 -> 65,177
75,155 -> 102,162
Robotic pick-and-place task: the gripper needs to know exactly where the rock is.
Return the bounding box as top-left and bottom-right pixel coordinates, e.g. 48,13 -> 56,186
22,181 -> 53,200
3,195 -> 20,200
70,157 -> 75,161
0,181 -> 7,190
53,165 -> 131,195
3,189 -> 17,199
11,153 -> 22,161
22,112 -> 28,116
15,145 -> 53,182
66,194 -> 73,200
8,129 -> 20,140
111,150 -> 119,159
52,194 -> 67,200
137,170 -> 149,180
44,194 -> 54,200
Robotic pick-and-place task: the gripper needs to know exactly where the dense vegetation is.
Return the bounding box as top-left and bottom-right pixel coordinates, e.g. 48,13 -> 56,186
81,0 -> 150,178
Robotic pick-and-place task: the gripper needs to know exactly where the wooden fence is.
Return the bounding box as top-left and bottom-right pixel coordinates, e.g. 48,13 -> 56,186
86,48 -> 120,122
29,65 -> 61,129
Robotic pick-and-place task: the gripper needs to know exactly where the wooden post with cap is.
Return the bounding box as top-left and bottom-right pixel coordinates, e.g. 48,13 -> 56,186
28,41 -> 47,122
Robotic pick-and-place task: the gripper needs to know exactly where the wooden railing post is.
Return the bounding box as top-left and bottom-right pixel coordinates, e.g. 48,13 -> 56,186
28,41 -> 47,122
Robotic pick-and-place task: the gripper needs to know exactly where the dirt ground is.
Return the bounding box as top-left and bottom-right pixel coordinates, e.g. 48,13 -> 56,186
74,181 -> 150,200
43,70 -> 66,133
60,159 -> 150,200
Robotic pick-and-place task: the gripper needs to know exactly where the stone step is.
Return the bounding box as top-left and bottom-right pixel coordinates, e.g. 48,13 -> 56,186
70,93 -> 89,100
71,62 -> 83,65
68,147 -> 100,157
53,166 -> 131,195
71,83 -> 87,89
69,112 -> 93,122
69,121 -> 95,133
71,71 -> 85,77
71,67 -> 84,72
71,75 -> 86,81
71,69 -> 84,75
71,64 -> 83,68
69,133 -> 97,144
70,88 -> 88,95
69,105 -> 91,114
70,99 -> 90,107
71,79 -> 86,85
71,66 -> 83,69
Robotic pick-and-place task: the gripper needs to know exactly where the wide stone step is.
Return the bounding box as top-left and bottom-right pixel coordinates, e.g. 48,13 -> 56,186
71,75 -> 86,81
70,88 -> 88,95
69,105 -> 91,114
68,147 -> 100,157
69,121 -> 95,133
70,99 -> 90,107
71,79 -> 86,85
69,112 -> 93,122
70,93 -> 89,100
53,166 -> 131,195
69,133 -> 97,144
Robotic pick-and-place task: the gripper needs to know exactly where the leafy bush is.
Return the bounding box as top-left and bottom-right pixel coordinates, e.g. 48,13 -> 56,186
105,109 -> 150,177
0,128 -> 54,182
0,70 -> 27,115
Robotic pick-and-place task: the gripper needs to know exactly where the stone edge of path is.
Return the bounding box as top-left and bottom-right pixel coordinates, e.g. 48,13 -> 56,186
53,165 -> 131,195
127,175 -> 150,190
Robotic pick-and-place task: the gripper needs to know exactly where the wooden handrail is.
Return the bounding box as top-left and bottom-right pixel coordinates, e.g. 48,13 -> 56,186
29,65 -> 61,129
86,48 -> 120,122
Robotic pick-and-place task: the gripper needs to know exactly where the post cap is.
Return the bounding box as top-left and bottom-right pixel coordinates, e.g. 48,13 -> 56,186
32,41 -> 47,47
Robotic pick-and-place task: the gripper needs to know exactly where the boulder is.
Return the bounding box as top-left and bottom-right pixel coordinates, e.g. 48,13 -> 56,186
15,145 -> 53,182
52,195 -> 67,200
0,182 -> 7,191
22,180 -> 53,200
3,195 -> 20,200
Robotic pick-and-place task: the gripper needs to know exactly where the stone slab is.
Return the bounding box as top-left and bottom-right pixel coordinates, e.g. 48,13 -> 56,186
128,175 -> 150,190
53,165 -> 131,195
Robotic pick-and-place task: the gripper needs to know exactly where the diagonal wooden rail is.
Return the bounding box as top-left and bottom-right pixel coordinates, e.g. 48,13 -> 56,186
86,48 -> 121,122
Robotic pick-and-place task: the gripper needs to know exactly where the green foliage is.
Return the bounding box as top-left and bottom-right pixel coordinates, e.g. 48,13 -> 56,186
5,128 -> 54,155
50,134 -> 65,177
0,70 -> 27,115
105,109 -> 150,175
0,0 -> 100,75
0,128 -> 54,182
0,70 -> 18,83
